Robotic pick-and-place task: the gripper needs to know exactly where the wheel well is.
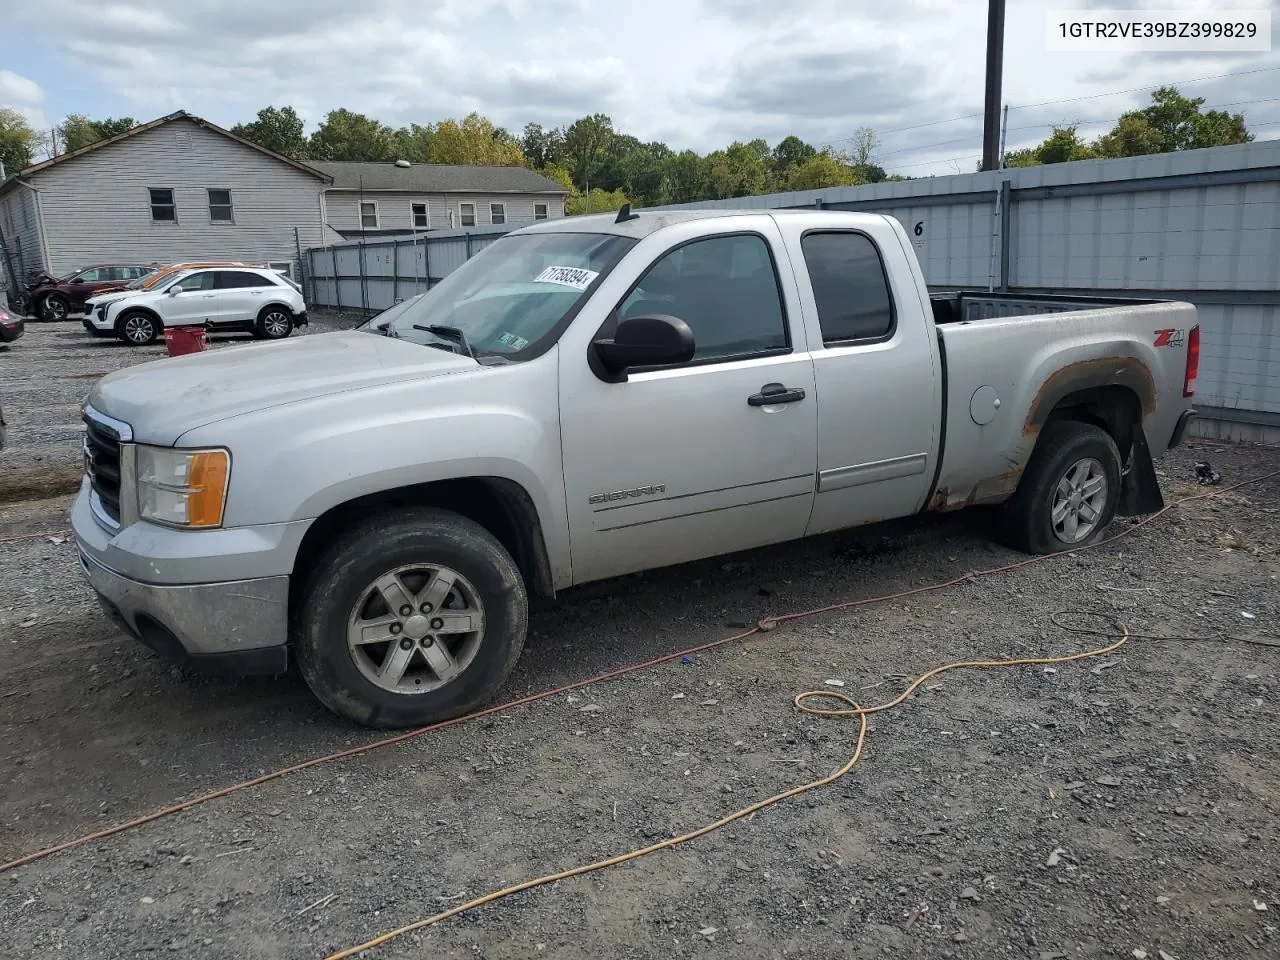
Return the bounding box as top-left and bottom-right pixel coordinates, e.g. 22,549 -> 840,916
115,306 -> 163,332
290,478 -> 555,614
1043,385 -> 1141,462
258,302 -> 295,318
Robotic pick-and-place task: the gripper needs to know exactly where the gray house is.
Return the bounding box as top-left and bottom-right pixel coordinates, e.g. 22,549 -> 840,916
311,161 -> 569,238
0,111 -> 332,291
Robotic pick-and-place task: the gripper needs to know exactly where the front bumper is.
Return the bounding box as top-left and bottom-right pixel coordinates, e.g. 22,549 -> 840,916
78,547 -> 290,674
71,482 -> 309,674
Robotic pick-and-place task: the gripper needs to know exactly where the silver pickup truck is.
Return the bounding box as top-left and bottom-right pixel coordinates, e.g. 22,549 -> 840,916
73,209 -> 1199,727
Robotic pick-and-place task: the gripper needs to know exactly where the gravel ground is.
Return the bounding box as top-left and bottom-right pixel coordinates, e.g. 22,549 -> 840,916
1,316 -> 1278,959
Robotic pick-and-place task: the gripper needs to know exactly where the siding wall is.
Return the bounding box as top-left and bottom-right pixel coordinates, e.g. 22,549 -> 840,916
29,118 -> 328,275
0,183 -> 47,285
325,191 -> 565,233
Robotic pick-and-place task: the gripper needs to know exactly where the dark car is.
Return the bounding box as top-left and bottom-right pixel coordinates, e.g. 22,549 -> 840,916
27,264 -> 159,320
0,304 -> 23,344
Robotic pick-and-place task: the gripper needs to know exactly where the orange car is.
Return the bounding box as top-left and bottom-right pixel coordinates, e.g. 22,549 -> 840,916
137,261 -> 261,291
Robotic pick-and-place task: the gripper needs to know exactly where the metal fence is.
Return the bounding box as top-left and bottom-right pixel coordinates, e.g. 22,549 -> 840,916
305,223 -> 540,314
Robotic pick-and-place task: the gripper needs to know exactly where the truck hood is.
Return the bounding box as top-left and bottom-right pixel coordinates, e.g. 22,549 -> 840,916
89,331 -> 477,445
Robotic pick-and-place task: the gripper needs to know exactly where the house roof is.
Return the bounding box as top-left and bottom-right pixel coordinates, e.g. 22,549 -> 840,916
0,111 -> 332,198
310,161 -> 569,195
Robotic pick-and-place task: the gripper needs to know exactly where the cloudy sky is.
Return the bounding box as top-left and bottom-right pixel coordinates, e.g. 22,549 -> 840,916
1,0 -> 1277,177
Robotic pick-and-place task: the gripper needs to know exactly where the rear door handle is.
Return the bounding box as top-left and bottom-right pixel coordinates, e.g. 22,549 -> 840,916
748,382 -> 806,406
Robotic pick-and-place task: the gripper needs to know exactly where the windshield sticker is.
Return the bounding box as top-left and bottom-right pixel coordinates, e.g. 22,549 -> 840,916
496,332 -> 531,350
533,265 -> 599,291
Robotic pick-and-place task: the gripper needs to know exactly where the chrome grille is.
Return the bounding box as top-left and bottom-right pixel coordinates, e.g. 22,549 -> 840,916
84,415 -> 123,524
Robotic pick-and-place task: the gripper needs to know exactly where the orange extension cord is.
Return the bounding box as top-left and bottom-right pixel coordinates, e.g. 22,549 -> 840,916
0,466 -> 1276,886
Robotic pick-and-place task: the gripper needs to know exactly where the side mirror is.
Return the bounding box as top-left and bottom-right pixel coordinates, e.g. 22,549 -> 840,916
592,314 -> 695,377
168,285 -> 184,296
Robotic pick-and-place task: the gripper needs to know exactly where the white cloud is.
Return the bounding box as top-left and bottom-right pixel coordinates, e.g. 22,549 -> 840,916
0,69 -> 48,131
5,0 -> 1278,177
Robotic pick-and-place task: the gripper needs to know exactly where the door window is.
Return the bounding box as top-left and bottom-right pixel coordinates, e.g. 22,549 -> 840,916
74,268 -> 104,283
616,234 -> 788,363
800,232 -> 896,344
216,271 -> 268,289
173,272 -> 217,292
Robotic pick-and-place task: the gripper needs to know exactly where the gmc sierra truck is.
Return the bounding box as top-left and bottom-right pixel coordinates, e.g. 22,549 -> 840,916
73,209 -> 1199,727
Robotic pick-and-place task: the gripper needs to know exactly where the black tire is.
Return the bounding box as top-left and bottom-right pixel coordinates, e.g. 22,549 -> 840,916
118,310 -> 160,346
295,507 -> 528,728
42,294 -> 69,321
256,305 -> 294,340
1001,421 -> 1122,554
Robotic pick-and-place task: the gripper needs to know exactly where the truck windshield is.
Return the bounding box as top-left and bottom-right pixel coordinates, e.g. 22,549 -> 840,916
385,232 -> 636,361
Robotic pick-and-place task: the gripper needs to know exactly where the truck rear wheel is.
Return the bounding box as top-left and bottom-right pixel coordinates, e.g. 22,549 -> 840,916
295,507 -> 528,728
1001,421 -> 1122,554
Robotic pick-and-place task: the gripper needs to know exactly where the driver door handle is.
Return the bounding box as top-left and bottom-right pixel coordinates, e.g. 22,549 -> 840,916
748,382 -> 806,406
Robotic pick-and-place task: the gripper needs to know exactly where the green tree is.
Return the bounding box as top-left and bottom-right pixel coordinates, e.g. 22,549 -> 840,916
840,127 -> 885,182
1094,86 -> 1250,157
390,123 -> 434,163
786,151 -> 859,190
567,186 -> 629,215
57,114 -> 136,153
308,108 -> 394,161
771,135 -> 817,178
230,106 -> 307,159
662,150 -> 711,204
521,122 -> 564,168
562,113 -> 615,190
425,113 -> 525,166
706,139 -> 771,198
0,108 -> 44,174
1003,125 -> 1096,167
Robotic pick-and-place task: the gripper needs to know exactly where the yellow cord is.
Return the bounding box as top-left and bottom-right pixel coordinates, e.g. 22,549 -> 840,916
324,622 -> 1130,959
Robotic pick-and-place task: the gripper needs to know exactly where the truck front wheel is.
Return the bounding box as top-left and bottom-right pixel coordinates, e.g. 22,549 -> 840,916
295,508 -> 528,728
1001,421 -> 1122,554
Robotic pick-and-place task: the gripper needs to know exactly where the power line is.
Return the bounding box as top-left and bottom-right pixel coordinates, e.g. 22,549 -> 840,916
817,63 -> 1280,151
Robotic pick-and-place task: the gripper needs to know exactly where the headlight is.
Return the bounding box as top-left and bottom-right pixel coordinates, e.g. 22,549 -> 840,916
136,446 -> 230,528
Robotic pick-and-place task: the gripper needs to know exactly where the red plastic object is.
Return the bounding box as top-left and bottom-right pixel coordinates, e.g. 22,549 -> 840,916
163,325 -> 206,357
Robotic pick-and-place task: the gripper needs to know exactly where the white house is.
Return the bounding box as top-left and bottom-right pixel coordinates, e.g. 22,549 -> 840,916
311,161 -> 569,238
0,111 -> 332,287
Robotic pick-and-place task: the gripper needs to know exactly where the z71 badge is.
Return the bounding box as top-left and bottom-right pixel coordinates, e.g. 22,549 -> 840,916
589,484 -> 666,505
1153,328 -> 1185,347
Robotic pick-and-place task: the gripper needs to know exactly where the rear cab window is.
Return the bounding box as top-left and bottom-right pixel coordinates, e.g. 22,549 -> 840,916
800,231 -> 896,345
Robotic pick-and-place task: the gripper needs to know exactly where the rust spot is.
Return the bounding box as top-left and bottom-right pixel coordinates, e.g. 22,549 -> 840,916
929,487 -> 950,510
1024,357 -> 1157,436
929,468 -> 1024,512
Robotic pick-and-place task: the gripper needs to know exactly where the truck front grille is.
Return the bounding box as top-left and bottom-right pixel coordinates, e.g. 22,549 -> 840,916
84,415 -> 123,524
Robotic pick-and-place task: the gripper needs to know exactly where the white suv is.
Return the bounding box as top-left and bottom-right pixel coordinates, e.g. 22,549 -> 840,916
87,266 -> 307,346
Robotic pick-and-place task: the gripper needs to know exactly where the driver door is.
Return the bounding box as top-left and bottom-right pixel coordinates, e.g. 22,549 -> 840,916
559,221 -> 818,585
163,271 -> 219,325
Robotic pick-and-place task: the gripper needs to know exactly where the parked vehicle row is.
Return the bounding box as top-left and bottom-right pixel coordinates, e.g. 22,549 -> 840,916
83,264 -> 307,345
74,209 -> 1198,728
23,264 -> 158,320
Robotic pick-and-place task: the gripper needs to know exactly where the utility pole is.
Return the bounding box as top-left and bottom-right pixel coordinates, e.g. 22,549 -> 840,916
999,103 -> 1009,169
981,0 -> 1006,172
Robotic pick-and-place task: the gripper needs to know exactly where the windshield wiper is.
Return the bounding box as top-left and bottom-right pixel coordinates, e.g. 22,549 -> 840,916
414,324 -> 477,361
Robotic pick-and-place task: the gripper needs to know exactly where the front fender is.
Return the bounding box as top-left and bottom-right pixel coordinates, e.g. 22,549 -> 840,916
175,356 -> 571,579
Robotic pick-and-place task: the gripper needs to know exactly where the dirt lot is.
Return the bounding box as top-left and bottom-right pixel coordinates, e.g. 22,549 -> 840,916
2,317 -> 1278,960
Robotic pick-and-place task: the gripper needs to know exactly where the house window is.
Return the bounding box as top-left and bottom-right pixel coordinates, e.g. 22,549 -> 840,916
489,202 -> 505,225
149,188 -> 176,222
459,202 -> 476,227
411,202 -> 429,229
208,189 -> 233,223
360,201 -> 378,229
534,203 -> 548,220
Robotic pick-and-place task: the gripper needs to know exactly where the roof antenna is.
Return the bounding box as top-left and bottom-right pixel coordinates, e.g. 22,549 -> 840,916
614,202 -> 639,223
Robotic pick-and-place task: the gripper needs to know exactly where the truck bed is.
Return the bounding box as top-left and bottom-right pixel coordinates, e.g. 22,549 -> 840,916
930,291 -> 1168,326
926,294 -> 1197,513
